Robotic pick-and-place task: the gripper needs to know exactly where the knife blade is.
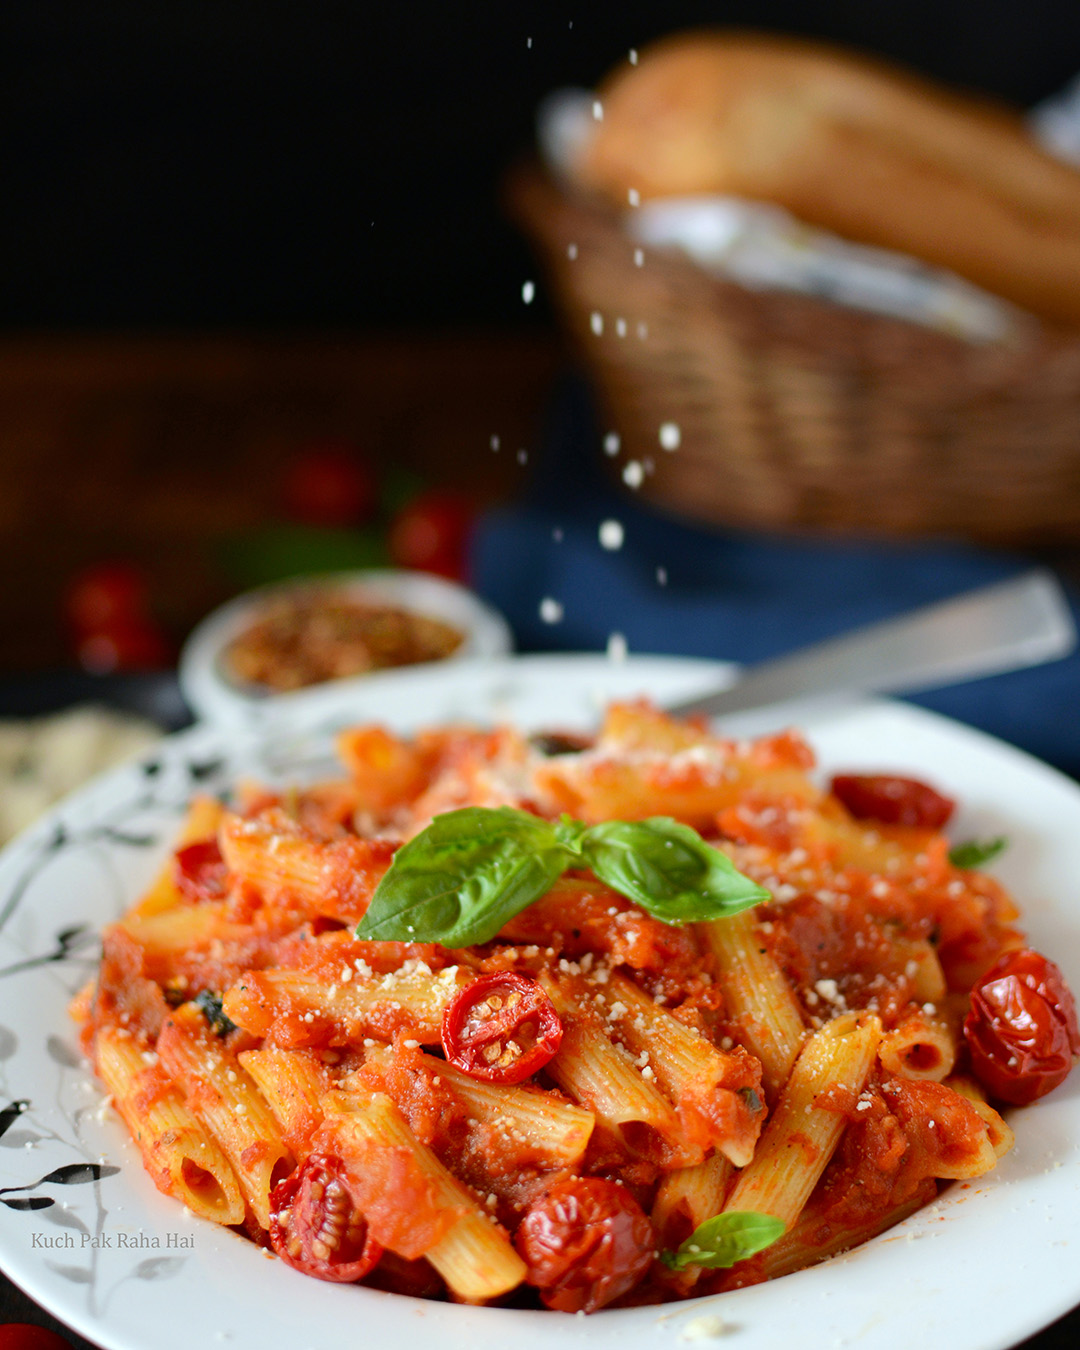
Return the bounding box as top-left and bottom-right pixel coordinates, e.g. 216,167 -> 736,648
664,570 -> 1076,721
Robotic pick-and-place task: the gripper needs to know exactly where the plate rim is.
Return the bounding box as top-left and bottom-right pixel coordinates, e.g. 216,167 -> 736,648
2,651 -> 1079,1350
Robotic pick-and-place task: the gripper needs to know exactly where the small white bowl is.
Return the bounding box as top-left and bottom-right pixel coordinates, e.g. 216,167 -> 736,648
179,569 -> 514,726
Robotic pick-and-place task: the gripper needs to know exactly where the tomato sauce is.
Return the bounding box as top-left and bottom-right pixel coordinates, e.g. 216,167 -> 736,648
331,1140 -> 460,1259
74,700 -> 1078,1314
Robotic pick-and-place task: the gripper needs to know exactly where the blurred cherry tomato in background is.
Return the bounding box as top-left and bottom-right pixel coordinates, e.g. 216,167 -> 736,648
74,622 -> 170,674
388,489 -> 474,581
830,774 -> 955,829
64,562 -> 148,635
0,1324 -> 75,1350
282,440 -> 377,528
63,560 -> 171,673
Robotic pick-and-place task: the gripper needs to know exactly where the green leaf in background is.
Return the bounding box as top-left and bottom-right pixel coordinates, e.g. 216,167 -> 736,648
355,806 -> 576,947
218,524 -> 389,589
659,1211 -> 786,1272
379,465 -> 427,517
580,817 -> 770,923
948,836 -> 1008,869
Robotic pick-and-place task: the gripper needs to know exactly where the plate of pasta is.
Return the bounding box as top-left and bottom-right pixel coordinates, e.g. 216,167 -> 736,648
1,653 -> 1079,1350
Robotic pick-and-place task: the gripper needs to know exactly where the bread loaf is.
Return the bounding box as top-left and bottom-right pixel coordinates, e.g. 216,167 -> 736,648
575,33 -> 1080,326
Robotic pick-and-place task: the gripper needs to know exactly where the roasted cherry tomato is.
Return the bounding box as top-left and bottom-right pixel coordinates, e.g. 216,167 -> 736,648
282,440 -> 377,527
514,1177 -> 656,1313
441,972 -> 562,1084
388,489 -> 474,580
964,948 -> 1080,1105
269,1153 -> 382,1282
830,774 -> 955,829
64,560 -> 170,672
173,839 -> 229,903
0,1327 -> 74,1350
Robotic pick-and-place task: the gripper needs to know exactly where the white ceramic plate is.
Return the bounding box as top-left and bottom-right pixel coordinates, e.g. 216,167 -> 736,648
1,654 -> 1079,1350
178,569 -> 514,726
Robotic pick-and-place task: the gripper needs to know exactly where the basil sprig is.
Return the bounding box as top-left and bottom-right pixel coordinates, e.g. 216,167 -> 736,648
356,806 -> 769,946
659,1212 -> 785,1272
581,817 -> 768,923
354,807 -> 577,947
948,836 -> 1007,870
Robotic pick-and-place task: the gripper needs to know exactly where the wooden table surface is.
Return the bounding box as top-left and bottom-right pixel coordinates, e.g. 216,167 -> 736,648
0,329 -> 563,670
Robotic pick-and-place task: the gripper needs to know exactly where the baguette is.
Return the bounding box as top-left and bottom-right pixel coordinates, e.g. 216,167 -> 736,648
576,33 -> 1080,326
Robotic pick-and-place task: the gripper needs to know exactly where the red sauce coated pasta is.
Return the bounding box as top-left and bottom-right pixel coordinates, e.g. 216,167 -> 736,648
72,700 -> 1075,1311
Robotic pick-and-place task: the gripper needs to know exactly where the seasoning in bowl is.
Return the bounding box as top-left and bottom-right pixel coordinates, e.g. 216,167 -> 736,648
223,592 -> 464,692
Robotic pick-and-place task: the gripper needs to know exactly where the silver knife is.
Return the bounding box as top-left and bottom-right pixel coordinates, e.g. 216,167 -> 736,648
665,569 -> 1076,720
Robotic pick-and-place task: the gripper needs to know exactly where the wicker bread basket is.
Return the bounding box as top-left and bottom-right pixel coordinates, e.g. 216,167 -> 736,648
508,165 -> 1080,544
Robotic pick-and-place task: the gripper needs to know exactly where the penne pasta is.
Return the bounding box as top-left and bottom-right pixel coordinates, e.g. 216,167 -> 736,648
360,1042 -> 595,1170
891,935 -> 948,1005
702,907 -> 806,1099
336,726 -> 432,813
319,1089 -> 527,1302
651,1153 -> 734,1249
541,971 -> 701,1167
222,962 -> 472,1047
878,1010 -> 956,1082
118,904 -> 237,959
218,809 -> 394,925
721,1179 -> 938,1289
534,704 -> 820,827
947,1074 -> 1015,1160
238,1045 -> 336,1157
724,1012 -> 883,1230
601,969 -> 765,1166
96,1024 -> 245,1226
129,795 -> 226,918
156,1002 -> 294,1229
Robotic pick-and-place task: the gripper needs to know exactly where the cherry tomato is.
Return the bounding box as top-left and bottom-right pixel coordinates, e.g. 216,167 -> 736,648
282,440 -> 377,527
269,1153 -> 382,1282
0,1326 -> 74,1350
388,489 -> 474,580
64,561 -> 150,634
441,972 -> 562,1084
964,949 -> 1080,1105
173,839 -> 229,903
514,1177 -> 655,1313
830,774 -> 955,829
74,619 -> 170,674
64,560 -> 170,672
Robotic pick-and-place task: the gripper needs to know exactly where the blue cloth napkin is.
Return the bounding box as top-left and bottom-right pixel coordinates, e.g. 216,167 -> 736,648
470,380 -> 1080,779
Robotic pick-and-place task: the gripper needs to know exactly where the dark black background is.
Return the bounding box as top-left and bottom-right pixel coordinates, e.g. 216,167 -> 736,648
2,0 -> 1080,332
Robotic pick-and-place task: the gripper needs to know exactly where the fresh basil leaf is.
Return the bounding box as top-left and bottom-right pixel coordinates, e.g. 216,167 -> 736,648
948,836 -> 1007,869
659,1211 -> 785,1272
553,815 -> 589,855
580,817 -> 770,923
355,807 -> 575,947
